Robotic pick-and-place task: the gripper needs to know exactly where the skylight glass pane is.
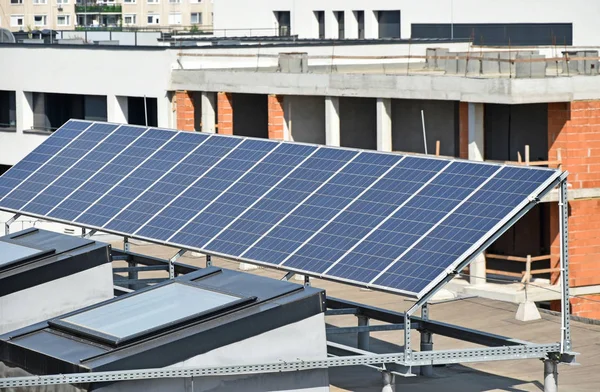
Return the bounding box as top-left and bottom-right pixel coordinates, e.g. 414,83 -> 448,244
61,283 -> 239,339
0,242 -> 41,266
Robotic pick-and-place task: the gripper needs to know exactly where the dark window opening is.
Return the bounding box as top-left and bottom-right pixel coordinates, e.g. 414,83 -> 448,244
32,93 -> 107,132
315,11 -> 325,39
128,97 -> 158,127
232,93 -> 268,138
0,165 -> 10,176
0,90 -> 16,131
377,10 -> 400,39
274,11 -> 291,36
354,11 -> 365,39
335,11 -> 345,39
411,23 -> 573,46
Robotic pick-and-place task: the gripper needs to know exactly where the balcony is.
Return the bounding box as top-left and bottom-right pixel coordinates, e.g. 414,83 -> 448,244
75,4 -> 122,13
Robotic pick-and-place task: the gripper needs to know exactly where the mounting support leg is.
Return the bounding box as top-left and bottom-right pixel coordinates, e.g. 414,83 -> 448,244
205,254 -> 212,268
169,249 -> 187,279
4,213 -> 20,235
420,302 -> 433,377
82,229 -> 97,239
357,315 -> 370,351
381,370 -> 395,392
304,275 -> 311,287
543,359 -> 558,392
123,237 -> 137,290
558,178 -> 571,352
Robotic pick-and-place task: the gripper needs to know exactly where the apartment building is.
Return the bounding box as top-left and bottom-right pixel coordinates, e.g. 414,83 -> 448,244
0,0 -> 212,31
214,0 -> 597,45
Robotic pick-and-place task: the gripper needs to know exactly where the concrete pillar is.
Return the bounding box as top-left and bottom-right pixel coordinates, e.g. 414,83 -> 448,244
543,359 -> 558,392
175,90 -> 195,132
200,92 -> 216,133
376,98 -> 392,152
467,102 -> 484,161
325,96 -> 340,146
217,92 -> 233,135
107,95 -> 128,124
357,315 -> 369,351
469,252 -> 486,285
15,91 -> 33,133
283,96 -> 292,141
267,94 -> 285,140
156,93 -> 171,129
364,11 -> 379,39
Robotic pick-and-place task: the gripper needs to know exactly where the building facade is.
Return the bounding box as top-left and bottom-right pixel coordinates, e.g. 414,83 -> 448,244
213,0 -> 597,46
0,0 -> 212,31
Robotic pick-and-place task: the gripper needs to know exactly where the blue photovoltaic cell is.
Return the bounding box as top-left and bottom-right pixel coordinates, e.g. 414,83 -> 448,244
73,128 -> 175,227
195,143 -> 319,256
282,156 -> 447,273
0,121 -> 90,198
0,123 -> 118,211
135,137 -> 270,241
49,126 -> 149,221
104,132 -> 210,234
323,161 -> 499,285
0,120 -> 562,297
24,126 -> 151,216
372,166 -> 557,293
238,148 -> 360,264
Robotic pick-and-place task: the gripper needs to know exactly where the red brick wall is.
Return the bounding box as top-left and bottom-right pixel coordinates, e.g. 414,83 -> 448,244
548,101 -> 600,318
217,92 -> 233,135
175,91 -> 195,132
268,95 -> 285,140
459,102 -> 468,159
548,101 -> 600,189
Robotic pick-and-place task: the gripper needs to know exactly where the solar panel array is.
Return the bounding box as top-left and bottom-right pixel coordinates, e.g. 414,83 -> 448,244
0,120 -> 561,297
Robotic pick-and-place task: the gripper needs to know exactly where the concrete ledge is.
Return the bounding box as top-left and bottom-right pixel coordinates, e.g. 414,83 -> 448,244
168,69 -> 600,104
541,187 -> 600,202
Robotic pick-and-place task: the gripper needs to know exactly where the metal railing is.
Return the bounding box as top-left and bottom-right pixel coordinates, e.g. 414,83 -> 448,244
75,4 -> 122,12
484,253 -> 559,283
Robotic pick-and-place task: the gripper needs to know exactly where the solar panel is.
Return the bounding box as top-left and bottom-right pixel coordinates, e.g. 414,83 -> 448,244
0,120 -> 562,298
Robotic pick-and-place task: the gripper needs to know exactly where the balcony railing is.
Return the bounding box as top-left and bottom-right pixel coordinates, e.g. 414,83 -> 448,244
75,4 -> 122,13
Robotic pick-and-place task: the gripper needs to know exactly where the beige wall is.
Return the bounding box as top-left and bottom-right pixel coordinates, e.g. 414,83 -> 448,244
1,0 -> 76,31
0,0 -> 213,32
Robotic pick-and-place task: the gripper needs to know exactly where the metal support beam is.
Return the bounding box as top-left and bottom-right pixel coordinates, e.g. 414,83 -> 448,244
357,315 -> 370,350
382,371 -> 395,392
205,254 -> 212,268
404,313 -> 412,361
304,275 -> 311,287
169,249 -> 187,279
559,179 -> 572,352
281,271 -> 295,281
83,229 -> 97,239
420,302 -> 433,377
4,213 -> 20,235
123,237 -> 137,290
543,359 -> 558,392
326,323 -> 410,335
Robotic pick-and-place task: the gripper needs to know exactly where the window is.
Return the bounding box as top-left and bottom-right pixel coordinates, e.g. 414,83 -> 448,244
169,0 -> 180,3
147,14 -> 159,24
274,11 -> 290,36
34,15 -> 47,26
147,0 -> 158,4
123,0 -> 136,3
57,14 -> 70,26
190,12 -> 202,25
57,0 -> 68,3
190,0 -> 200,2
376,10 -> 400,39
10,0 -> 23,4
10,15 -> 24,27
335,11 -> 344,39
49,282 -> 251,346
32,0 -> 47,4
354,11 -> 365,39
168,12 -> 181,25
124,14 -> 137,25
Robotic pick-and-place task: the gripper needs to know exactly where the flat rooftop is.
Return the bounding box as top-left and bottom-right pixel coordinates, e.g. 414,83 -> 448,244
113,239 -> 600,392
